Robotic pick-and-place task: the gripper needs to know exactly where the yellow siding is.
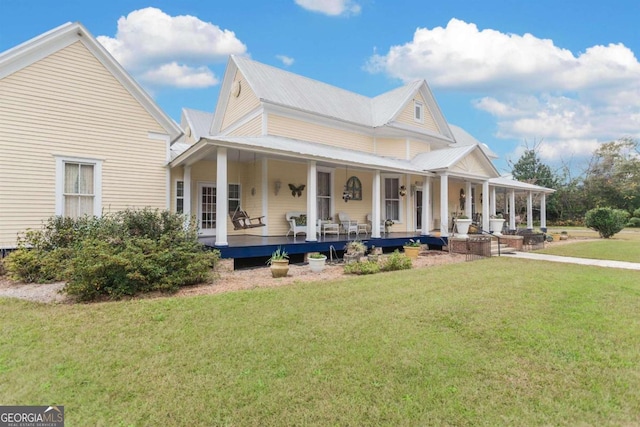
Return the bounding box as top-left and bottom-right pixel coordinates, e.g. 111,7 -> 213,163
375,137 -> 407,159
396,92 -> 440,133
409,139 -> 431,158
220,70 -> 261,133
267,114 -> 374,153
451,151 -> 491,177
0,41 -> 167,248
336,170 -> 372,227
267,159 -> 308,236
228,115 -> 262,137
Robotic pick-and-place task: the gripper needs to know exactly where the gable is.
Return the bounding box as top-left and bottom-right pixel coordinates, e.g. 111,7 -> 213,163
220,68 -> 261,133
395,91 -> 440,134
451,150 -> 496,177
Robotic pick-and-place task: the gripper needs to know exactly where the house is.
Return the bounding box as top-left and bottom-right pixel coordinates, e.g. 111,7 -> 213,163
0,23 -> 182,249
170,55 -> 554,252
1,23 -> 553,258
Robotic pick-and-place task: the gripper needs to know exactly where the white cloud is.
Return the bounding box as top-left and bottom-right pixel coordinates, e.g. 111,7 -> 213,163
276,55 -> 295,66
141,62 -> 219,88
294,0 -> 361,16
367,18 -> 640,162
97,7 -> 247,88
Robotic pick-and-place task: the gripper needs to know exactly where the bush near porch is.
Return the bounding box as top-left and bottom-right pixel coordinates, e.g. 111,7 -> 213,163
4,209 -> 218,301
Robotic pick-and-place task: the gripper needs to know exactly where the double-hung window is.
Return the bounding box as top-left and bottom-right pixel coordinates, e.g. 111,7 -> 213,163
384,177 -> 400,222
55,156 -> 102,218
228,183 -> 241,213
176,181 -> 184,213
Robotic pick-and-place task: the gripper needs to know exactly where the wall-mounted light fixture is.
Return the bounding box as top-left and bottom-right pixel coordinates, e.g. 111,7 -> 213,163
274,180 -> 281,196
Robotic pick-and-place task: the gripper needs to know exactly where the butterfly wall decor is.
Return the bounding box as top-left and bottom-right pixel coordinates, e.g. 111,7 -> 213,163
288,183 -> 305,197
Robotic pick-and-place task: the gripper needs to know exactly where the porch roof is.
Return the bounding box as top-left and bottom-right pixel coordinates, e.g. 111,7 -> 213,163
171,134 -> 435,175
489,175 -> 556,194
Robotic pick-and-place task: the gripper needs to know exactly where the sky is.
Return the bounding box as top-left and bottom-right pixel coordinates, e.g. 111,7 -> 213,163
1,0 -> 639,175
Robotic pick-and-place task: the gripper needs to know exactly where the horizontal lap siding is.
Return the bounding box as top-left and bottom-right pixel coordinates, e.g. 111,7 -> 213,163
221,71 -> 260,133
375,137 -> 406,159
267,159 -> 307,236
267,115 -> 374,153
409,139 -> 431,158
396,93 -> 440,133
0,41 -> 167,247
228,115 -> 262,137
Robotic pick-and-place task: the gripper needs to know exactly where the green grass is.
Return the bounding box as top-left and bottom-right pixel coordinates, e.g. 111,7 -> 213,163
541,228 -> 640,263
2,258 -> 640,426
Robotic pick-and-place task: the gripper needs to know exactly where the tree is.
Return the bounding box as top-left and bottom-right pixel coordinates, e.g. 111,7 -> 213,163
509,141 -> 560,220
583,138 -> 640,213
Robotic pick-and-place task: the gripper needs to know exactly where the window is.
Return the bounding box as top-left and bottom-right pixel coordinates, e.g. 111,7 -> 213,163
228,183 -> 241,213
317,171 -> 332,220
414,101 -> 424,123
384,177 -> 400,221
176,181 -> 184,213
55,156 -> 102,218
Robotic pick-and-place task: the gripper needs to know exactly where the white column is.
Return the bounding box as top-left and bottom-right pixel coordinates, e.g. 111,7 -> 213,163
306,160 -> 318,242
215,147 -> 228,247
422,177 -> 430,236
527,191 -> 533,230
183,165 -> 192,220
440,174 -> 449,237
261,157 -> 269,236
540,193 -> 547,231
509,189 -> 516,231
372,170 -> 381,238
465,181 -> 473,219
490,186 -> 497,217
482,180 -> 490,231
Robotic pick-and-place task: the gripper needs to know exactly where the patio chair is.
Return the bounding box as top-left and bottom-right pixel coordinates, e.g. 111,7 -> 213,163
285,211 -> 307,237
338,212 -> 359,236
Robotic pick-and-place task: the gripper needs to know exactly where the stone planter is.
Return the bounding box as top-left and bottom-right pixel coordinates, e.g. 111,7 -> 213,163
403,246 -> 420,259
489,218 -> 505,235
344,252 -> 363,264
455,218 -> 472,238
270,259 -> 290,278
308,255 -> 327,273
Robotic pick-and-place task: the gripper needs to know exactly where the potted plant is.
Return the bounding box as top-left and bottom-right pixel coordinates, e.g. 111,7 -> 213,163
560,230 -> 569,240
489,213 -> 505,236
308,252 -> 327,273
384,219 -> 394,234
403,239 -> 421,259
455,215 -> 472,238
344,240 -> 366,264
267,247 -> 289,278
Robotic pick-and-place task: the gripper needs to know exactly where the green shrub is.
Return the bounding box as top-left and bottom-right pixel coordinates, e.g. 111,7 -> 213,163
633,208 -> 640,219
584,207 -> 629,238
344,260 -> 381,275
6,209 -> 219,299
381,250 -> 413,272
626,217 -> 640,228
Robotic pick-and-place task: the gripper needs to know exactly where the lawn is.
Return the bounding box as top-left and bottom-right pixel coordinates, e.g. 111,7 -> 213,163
541,228 -> 640,263
1,257 -> 639,426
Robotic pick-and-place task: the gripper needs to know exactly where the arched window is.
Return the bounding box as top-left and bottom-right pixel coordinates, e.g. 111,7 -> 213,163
345,176 -> 362,201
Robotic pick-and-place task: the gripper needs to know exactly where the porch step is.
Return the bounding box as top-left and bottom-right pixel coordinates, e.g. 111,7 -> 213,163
491,241 -> 516,256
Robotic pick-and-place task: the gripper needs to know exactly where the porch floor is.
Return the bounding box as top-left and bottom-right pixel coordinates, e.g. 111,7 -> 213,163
200,232 -> 449,268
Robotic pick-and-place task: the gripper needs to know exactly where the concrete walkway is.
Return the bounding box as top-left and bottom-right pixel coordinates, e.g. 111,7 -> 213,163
505,251 -> 640,271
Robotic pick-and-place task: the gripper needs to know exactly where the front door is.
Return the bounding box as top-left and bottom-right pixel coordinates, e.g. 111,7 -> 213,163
198,182 -> 216,235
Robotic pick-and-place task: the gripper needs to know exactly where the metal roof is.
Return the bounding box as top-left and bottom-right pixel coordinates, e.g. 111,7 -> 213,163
182,108 -> 213,141
232,55 -> 426,128
489,176 -> 556,193
449,124 -> 498,158
411,145 -> 477,171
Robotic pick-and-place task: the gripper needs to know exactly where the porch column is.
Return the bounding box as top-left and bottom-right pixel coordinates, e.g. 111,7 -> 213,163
509,189 -> 516,231
527,191 -> 533,230
465,181 -> 473,219
306,160 -> 318,242
490,186 -> 497,216
540,193 -> 547,232
422,177 -> 431,236
372,170 -> 381,238
261,157 -> 269,236
482,180 -> 490,231
215,147 -> 228,247
440,174 -> 449,237
184,165 -> 192,220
